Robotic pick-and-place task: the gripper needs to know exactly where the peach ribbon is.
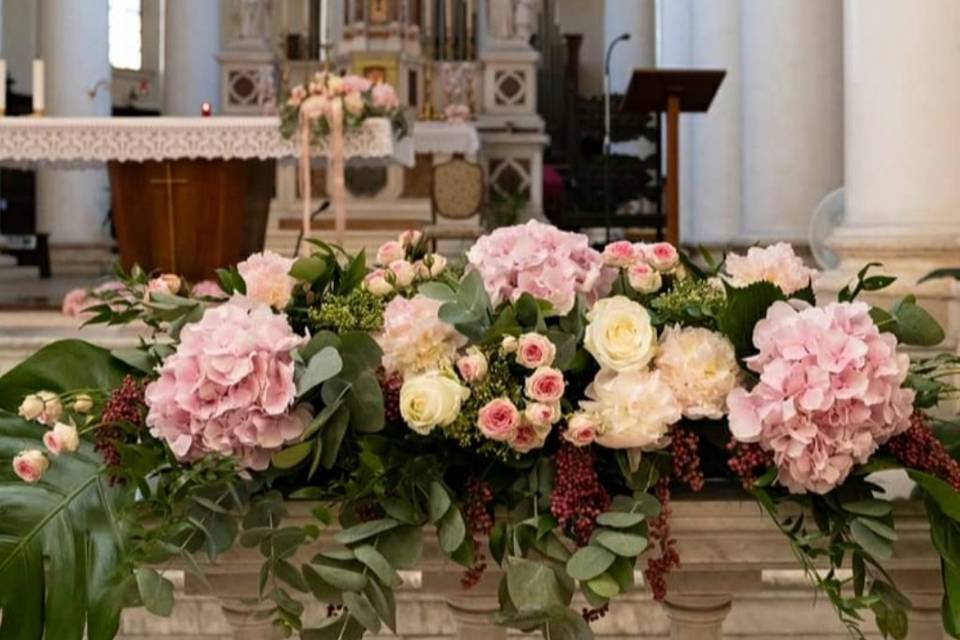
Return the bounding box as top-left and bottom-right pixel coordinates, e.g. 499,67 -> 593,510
297,95 -> 347,255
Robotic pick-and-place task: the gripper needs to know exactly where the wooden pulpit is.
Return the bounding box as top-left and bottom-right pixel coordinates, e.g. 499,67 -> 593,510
108,159 -> 273,281
622,69 -> 725,247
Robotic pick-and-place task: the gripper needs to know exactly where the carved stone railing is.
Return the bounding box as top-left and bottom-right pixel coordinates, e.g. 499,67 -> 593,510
184,498 -> 944,639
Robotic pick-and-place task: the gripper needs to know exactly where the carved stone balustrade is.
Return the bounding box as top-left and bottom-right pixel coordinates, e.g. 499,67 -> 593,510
183,499 -> 944,639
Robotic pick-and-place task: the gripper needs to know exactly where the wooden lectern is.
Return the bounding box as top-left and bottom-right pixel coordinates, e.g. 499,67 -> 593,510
622,69 -> 725,247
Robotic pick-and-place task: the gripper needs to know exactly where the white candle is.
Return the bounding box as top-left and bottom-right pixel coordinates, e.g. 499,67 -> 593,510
0,60 -> 6,113
32,59 -> 44,114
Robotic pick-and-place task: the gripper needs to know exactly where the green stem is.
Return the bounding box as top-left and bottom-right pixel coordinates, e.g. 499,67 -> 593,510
0,470 -> 101,575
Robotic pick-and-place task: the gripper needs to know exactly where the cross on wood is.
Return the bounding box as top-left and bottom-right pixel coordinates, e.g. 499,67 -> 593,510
148,161 -> 189,273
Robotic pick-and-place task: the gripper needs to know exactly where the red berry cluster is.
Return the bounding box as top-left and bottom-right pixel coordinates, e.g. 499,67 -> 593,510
886,413 -> 960,491
461,478 -> 494,589
726,440 -> 773,490
378,369 -> 403,425
581,603 -> 609,623
550,443 -> 611,547
643,480 -> 679,602
670,426 -> 704,492
96,375 -> 145,482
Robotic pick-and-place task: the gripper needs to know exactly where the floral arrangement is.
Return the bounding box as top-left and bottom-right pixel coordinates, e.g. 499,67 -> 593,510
2,222 -> 960,640
279,71 -> 407,143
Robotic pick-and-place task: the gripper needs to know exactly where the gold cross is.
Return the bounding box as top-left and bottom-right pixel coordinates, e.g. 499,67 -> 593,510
148,162 -> 189,273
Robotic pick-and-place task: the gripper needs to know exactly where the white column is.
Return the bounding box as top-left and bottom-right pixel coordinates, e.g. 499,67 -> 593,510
740,0 -> 843,243
821,0 -> 960,340
36,0 -> 111,252
163,0 -> 220,115
604,0 -> 655,94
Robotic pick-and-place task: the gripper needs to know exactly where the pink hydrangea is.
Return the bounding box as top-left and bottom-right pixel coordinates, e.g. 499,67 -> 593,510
145,300 -> 307,470
342,75 -> 373,94
237,251 -> 296,309
465,221 -> 616,315
377,294 -> 467,377
725,243 -> 817,295
372,83 -> 400,110
727,301 -> 915,494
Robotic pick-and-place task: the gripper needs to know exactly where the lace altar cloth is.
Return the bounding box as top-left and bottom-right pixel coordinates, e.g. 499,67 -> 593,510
0,117 -> 480,168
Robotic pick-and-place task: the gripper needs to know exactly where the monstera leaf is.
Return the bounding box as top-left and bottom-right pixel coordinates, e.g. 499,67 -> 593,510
0,340 -> 137,639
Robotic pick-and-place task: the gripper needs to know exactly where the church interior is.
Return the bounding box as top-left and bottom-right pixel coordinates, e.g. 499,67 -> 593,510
1,1 -> 959,638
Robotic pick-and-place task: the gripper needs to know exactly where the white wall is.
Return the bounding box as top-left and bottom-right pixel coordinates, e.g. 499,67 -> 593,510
2,0 -> 38,94
557,0 -> 604,96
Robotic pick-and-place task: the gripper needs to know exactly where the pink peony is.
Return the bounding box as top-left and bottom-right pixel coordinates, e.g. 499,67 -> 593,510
602,241 -> 639,268
466,221 -> 617,316
524,367 -> 565,403
237,251 -> 296,309
725,243 -> 817,295
371,83 -> 400,110
727,301 -> 915,494
144,300 -> 307,470
516,333 -> 556,369
477,398 -> 521,442
378,295 -> 467,377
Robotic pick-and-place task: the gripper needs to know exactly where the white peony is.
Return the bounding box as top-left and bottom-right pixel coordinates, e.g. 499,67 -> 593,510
581,369 -> 681,450
584,296 -> 657,372
399,371 -> 470,435
724,243 -> 817,295
655,326 -> 740,420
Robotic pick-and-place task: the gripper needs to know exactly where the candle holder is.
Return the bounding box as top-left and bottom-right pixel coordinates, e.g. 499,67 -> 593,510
32,109 -> 45,117
419,62 -> 438,121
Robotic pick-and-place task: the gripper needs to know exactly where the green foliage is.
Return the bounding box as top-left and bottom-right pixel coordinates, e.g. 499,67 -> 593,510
717,281 -> 785,361
650,277 -> 727,329
305,289 -> 385,335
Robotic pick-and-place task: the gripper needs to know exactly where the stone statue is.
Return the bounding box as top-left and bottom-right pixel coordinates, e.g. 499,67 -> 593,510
237,0 -> 272,41
488,0 -> 514,39
514,0 -> 538,41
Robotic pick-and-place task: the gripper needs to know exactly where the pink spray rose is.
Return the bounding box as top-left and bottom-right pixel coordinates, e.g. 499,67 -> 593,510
13,450 -> 49,483
388,260 -> 417,288
144,300 -> 307,470
642,242 -> 680,272
399,229 -> 423,248
363,269 -> 394,297
727,301 -> 915,494
466,221 -> 617,316
627,262 -> 663,294
510,423 -> 546,453
524,367 -> 565,403
564,412 -> 599,447
43,422 -> 80,456
477,398 -> 521,442
376,241 -> 406,266
456,348 -> 489,383
602,241 -> 639,268
237,251 -> 296,309
516,333 -> 557,369
523,402 -> 560,429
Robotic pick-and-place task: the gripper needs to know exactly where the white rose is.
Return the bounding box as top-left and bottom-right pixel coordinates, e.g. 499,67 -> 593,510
584,296 -> 657,372
72,394 -> 94,414
18,394 -> 46,421
655,326 -> 740,420
27,391 -> 63,426
583,369 -> 680,450
43,422 -> 80,455
389,260 -> 417,288
400,371 -> 470,435
501,335 -> 519,353
363,269 -> 394,297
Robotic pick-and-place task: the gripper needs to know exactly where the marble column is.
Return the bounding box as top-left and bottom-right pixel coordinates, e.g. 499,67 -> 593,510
163,0 -> 220,115
36,0 -> 112,269
821,0 -> 960,345
740,0 -> 843,244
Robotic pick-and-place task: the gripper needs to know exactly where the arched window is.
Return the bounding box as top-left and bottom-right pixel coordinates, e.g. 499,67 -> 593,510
108,0 -> 143,70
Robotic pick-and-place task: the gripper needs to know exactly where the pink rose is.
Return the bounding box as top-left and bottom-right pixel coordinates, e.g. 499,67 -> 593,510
457,350 -> 489,383
363,269 -> 394,297
564,412 -> 598,447
43,422 -> 80,455
146,273 -> 182,298
644,242 -> 680,272
602,241 -> 639,268
524,402 -> 559,429
13,450 -> 49,483
388,260 -> 417,288
525,367 -> 565,403
477,398 -> 521,442
627,262 -> 663,294
371,83 -> 400,110
376,241 -> 406,266
509,424 -> 544,454
516,333 -> 557,369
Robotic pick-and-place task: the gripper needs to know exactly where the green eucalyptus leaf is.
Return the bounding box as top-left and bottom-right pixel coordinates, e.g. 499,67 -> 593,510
585,572 -> 620,599
565,545 -> 615,581
309,564 -> 368,592
595,530 -> 648,557
342,591 -> 380,633
298,347 -> 344,396
271,441 -> 314,470
354,545 -> 402,587
842,499 -> 893,518
595,512 -> 645,528
334,519 -> 401,546
438,506 -> 466,554
850,519 -> 893,560
320,406 -> 350,471
377,526 -> 423,570
135,568 -> 174,617
428,482 -> 453,523
505,557 -> 567,611
418,281 -> 457,303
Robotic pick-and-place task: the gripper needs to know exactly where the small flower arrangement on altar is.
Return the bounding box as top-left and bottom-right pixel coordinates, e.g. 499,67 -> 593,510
279,71 -> 408,143
3,222 -> 960,640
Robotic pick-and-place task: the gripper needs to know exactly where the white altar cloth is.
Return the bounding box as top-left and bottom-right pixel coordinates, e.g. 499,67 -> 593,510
0,117 -> 479,168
